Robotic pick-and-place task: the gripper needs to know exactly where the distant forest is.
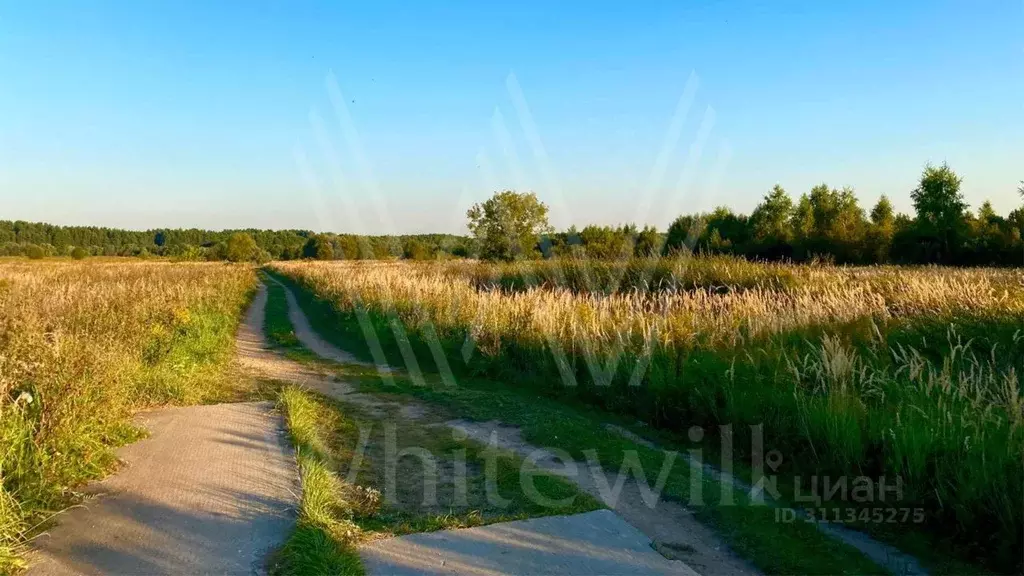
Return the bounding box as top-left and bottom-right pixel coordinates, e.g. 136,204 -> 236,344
3,164 -> 1022,266
0,222 -> 472,261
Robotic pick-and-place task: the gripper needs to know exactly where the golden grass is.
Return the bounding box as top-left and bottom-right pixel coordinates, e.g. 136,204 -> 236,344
272,259 -> 1024,351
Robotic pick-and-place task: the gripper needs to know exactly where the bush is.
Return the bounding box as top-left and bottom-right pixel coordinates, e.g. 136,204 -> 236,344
303,235 -> 334,261
225,233 -> 259,263
255,249 -> 272,265
403,239 -> 433,261
172,245 -> 205,262
206,242 -> 228,261
24,245 -> 44,260
70,247 -> 89,260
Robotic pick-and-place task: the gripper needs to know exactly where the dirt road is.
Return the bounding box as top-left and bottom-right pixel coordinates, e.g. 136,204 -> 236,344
268,279 -> 743,576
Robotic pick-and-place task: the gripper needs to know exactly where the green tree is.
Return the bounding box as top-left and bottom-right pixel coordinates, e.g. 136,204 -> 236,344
254,248 -> 272,265
870,195 -> 895,227
866,196 -> 895,262
403,238 -> 433,260
697,207 -> 747,254
303,235 -> 335,260
25,244 -> 44,260
579,225 -> 633,259
911,163 -> 967,263
206,242 -> 228,261
663,214 -> 703,255
336,235 -> 362,260
70,246 -> 89,260
749,185 -> 794,258
225,233 -> 259,262
791,184 -> 866,262
173,245 -> 204,262
964,200 -> 1013,265
633,225 -> 662,257
466,191 -> 552,261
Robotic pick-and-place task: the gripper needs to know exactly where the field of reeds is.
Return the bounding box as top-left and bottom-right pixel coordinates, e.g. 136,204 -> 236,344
449,255 -> 798,294
271,257 -> 1024,572
0,261 -> 255,571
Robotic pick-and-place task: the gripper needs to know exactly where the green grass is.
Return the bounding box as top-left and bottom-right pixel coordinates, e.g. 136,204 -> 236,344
272,386 -> 364,576
263,270 -> 895,575
261,274 -> 322,365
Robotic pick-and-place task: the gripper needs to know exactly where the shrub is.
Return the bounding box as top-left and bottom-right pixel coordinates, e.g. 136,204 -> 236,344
24,245 -> 44,260
303,235 -> 334,261
172,245 -> 205,262
70,247 -> 89,260
225,233 -> 259,263
403,239 -> 433,261
206,242 -> 228,261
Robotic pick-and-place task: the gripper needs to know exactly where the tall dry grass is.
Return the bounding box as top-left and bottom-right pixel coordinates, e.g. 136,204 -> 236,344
0,261 -> 255,571
272,258 -> 1024,570
447,255 -> 797,294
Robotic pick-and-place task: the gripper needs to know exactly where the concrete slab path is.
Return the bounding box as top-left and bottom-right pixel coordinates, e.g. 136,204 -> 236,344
360,509 -> 700,576
27,402 -> 298,576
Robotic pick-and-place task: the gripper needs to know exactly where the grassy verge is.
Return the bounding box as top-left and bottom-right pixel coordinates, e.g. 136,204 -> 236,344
264,270 -> 895,575
273,386 -> 365,576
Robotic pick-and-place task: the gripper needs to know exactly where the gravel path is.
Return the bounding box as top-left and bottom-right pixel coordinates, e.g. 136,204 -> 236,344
27,288 -> 300,576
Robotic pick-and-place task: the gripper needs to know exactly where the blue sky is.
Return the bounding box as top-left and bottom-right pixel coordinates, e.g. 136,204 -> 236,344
1,1 -> 1021,234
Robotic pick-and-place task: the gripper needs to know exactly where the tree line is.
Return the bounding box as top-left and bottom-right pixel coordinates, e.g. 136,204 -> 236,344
658,164 -> 1024,266
468,164 -> 1024,266
5,164 -> 1021,266
0,221 -> 472,262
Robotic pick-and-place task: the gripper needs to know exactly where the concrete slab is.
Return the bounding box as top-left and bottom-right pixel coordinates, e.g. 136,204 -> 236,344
359,509 -> 699,576
27,402 -> 299,576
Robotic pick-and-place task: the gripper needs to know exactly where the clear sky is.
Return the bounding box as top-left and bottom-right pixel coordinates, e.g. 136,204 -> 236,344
1,1 -> 1021,234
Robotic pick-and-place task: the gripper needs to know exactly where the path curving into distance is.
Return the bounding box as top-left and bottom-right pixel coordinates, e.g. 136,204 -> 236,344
275,275 -> 931,576
268,278 -> 731,576
27,286 -> 300,576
